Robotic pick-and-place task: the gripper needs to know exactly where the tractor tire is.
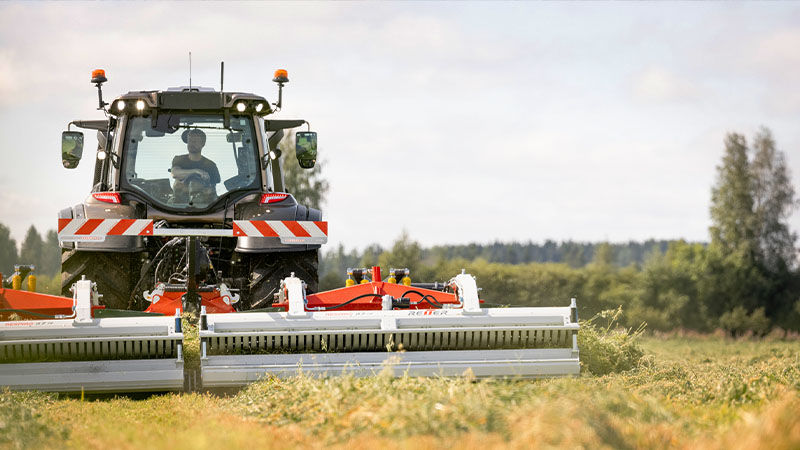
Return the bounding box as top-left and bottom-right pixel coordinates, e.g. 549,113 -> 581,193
244,250 -> 319,309
61,249 -> 140,310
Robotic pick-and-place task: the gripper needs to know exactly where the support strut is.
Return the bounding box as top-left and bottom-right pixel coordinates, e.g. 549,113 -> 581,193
185,236 -> 199,313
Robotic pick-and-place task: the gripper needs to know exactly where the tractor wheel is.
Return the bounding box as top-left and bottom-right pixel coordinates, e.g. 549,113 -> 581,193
61,249 -> 140,309
243,250 -> 319,309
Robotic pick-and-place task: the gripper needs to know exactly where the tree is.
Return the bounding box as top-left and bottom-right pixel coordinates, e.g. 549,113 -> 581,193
378,230 -> 422,274
749,128 -> 800,327
19,226 -> 44,272
707,133 -> 768,325
562,241 -> 588,268
631,241 -> 711,331
707,129 -> 800,330
358,244 -> 384,270
277,131 -> 330,210
591,242 -> 614,267
750,127 -> 798,272
40,230 -> 61,276
319,243 -> 363,290
710,133 -> 758,257
0,223 -> 18,275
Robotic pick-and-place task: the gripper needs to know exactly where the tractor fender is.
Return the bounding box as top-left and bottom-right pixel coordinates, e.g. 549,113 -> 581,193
58,202 -> 146,253
234,200 -> 323,253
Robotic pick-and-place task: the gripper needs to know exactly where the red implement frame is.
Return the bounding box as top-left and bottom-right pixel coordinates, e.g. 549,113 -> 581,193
272,267 -> 467,311
144,291 -> 236,315
1,285 -> 235,319
2,267 -> 465,318
0,287 -> 105,320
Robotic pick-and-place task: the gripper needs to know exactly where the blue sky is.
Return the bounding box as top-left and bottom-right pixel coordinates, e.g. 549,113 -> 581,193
0,2 -> 798,250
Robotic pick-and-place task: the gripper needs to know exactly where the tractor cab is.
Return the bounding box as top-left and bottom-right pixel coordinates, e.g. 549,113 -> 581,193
61,69 -> 318,214
122,112 -> 259,210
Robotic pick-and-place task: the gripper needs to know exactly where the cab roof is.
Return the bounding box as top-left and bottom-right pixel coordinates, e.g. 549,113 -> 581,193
111,87 -> 270,114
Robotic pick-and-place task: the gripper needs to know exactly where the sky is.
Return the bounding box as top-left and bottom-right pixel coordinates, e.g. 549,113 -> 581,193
0,2 -> 799,251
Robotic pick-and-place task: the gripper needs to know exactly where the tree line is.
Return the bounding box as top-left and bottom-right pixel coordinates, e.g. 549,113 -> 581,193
0,225 -> 60,278
321,239 -> 677,279
427,240 -> 675,267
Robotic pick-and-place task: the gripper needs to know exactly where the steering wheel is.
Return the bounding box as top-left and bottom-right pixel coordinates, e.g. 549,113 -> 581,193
183,172 -> 215,195
184,172 -> 206,184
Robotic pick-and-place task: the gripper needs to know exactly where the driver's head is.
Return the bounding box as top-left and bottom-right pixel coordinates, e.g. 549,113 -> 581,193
186,129 -> 207,154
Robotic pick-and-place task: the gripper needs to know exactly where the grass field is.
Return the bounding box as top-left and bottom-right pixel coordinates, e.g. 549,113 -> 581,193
2,329 -> 798,449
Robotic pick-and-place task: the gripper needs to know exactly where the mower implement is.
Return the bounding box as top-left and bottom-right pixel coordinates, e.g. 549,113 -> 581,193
0,278 -> 184,393
199,267 -> 580,387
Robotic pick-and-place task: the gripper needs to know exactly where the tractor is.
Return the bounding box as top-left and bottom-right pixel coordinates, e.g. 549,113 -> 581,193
59,68 -> 321,311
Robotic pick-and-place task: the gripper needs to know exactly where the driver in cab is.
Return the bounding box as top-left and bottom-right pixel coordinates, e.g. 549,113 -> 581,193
171,129 -> 220,203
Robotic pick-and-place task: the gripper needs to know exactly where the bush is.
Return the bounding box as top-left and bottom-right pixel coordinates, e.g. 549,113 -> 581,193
719,306 -> 771,337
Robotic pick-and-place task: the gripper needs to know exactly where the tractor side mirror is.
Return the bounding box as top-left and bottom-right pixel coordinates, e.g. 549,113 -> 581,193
295,131 -> 317,169
61,131 -> 84,169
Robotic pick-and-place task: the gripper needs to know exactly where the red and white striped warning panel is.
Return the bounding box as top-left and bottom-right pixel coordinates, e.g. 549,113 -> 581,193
58,219 -> 153,242
232,220 -> 328,244
58,219 -> 327,244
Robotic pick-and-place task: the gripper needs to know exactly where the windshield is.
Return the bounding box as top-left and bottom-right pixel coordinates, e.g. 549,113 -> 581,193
122,114 -> 260,210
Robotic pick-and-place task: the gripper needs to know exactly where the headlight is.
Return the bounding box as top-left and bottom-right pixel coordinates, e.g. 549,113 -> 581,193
115,100 -> 126,112
236,102 -> 246,112
136,100 -> 145,111
255,103 -> 264,113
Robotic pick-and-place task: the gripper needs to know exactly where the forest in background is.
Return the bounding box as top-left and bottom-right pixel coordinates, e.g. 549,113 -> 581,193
1,127 -> 797,334
323,239 -> 675,273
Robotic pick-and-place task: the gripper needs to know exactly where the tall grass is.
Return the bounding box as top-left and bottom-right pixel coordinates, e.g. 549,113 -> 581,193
0,390 -> 67,449
579,308 -> 647,375
1,335 -> 797,449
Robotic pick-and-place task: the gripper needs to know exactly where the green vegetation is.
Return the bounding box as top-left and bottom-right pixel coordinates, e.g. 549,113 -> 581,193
323,240 -> 800,334
0,224 -> 60,293
1,335 -> 797,449
321,129 -> 800,334
322,238 -> 676,275
0,390 -> 67,448
0,224 -> 18,277
578,308 -> 646,375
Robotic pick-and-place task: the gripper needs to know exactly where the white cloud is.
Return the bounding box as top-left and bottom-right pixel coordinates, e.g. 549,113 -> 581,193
751,28 -> 800,79
0,50 -> 19,105
632,66 -> 699,104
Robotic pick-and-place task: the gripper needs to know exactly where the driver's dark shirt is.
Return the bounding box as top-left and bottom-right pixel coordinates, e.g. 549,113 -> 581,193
172,154 -> 221,184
